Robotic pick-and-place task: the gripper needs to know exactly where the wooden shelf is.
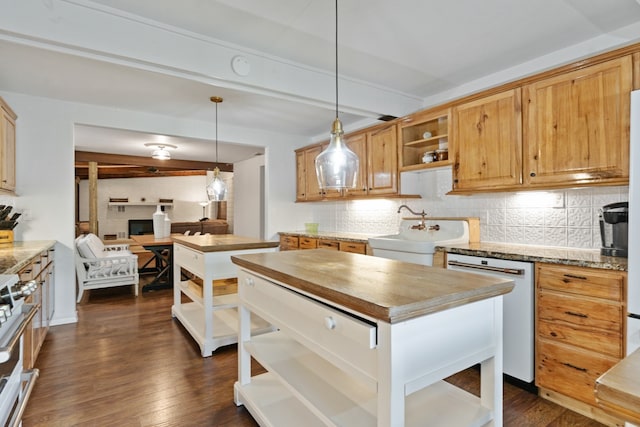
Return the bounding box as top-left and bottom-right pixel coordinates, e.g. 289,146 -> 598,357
404,133 -> 448,148
399,109 -> 450,171
108,202 -> 173,207
400,160 -> 453,173
178,279 -> 238,310
171,302 -> 271,350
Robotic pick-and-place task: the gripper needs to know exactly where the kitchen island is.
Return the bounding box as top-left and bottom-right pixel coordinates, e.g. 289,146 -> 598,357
171,234 -> 279,357
232,249 -> 514,427
595,347 -> 640,425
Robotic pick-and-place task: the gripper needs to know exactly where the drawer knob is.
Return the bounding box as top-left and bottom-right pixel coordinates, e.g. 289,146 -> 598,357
245,277 -> 255,287
324,316 -> 336,330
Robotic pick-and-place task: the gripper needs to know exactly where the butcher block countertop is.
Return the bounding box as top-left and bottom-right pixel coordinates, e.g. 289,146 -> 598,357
171,234 -> 279,253
595,348 -> 640,425
231,249 -> 514,323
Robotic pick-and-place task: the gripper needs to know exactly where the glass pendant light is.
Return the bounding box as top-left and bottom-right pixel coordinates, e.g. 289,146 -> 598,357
207,96 -> 227,202
315,0 -> 359,190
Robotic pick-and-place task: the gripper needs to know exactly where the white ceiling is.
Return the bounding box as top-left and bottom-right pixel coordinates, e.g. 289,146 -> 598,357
3,0 -> 640,163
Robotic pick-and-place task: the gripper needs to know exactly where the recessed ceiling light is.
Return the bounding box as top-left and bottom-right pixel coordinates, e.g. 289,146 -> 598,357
144,142 -> 177,160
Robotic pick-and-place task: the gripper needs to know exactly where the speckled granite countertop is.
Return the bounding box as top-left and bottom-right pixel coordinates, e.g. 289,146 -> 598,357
439,242 -> 627,271
0,241 -> 56,274
278,231 -> 379,243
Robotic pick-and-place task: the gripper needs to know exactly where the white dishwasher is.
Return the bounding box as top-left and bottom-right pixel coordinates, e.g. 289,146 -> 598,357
447,253 -> 535,384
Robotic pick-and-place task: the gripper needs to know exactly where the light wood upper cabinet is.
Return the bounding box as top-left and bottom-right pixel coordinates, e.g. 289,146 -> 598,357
0,97 -> 16,194
451,88 -> 523,192
295,145 -> 323,201
345,132 -> 368,197
295,123 -> 404,201
295,151 -> 306,201
367,124 -> 398,195
523,56 -> 632,187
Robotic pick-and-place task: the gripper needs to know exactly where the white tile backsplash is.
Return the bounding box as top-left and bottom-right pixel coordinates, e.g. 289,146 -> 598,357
567,227 -> 593,248
567,208 -> 592,227
307,175 -> 628,250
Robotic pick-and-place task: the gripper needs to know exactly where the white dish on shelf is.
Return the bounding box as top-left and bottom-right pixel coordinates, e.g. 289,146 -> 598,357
422,151 -> 435,163
422,131 -> 432,139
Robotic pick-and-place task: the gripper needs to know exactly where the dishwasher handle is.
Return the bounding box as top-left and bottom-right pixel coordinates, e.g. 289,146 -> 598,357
447,260 -> 525,276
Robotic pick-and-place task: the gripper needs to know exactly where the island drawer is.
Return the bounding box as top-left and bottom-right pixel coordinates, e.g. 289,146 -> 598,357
239,271 -> 377,379
174,244 -> 204,277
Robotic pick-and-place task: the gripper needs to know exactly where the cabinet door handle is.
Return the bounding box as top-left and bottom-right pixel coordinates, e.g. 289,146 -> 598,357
530,172 -> 536,177
324,316 -> 336,330
564,310 -> 588,318
562,362 -> 587,372
244,277 -> 255,287
563,273 -> 587,281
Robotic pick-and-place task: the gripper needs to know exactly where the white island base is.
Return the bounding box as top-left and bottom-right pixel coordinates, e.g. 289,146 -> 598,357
234,268 -> 506,427
171,240 -> 277,357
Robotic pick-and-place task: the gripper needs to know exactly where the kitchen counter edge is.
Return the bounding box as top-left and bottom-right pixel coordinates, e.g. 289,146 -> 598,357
232,249 -> 514,323
0,240 -> 56,274
438,242 -> 627,271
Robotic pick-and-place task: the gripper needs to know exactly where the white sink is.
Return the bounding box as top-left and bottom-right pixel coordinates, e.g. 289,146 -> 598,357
368,219 -> 470,265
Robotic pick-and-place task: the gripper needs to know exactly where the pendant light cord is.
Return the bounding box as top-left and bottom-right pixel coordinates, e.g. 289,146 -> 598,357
335,0 -> 339,120
215,101 -> 219,163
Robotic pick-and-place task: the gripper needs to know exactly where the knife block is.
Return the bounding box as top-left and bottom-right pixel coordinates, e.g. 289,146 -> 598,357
0,231 -> 14,244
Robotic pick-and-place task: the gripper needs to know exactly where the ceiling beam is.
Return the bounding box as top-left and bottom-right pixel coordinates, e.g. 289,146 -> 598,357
75,151 -> 233,172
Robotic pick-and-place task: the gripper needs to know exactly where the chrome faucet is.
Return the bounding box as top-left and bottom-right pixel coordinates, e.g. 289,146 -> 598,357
397,205 -> 428,230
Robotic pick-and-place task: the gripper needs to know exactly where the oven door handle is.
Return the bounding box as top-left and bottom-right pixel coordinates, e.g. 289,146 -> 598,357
447,260 -> 525,276
8,368 -> 39,427
0,303 -> 39,363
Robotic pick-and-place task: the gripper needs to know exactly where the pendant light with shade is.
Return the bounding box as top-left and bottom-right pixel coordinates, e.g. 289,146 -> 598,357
315,0 -> 359,190
207,96 -> 228,202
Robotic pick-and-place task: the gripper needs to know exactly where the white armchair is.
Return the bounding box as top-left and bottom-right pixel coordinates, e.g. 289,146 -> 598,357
75,233 -> 139,302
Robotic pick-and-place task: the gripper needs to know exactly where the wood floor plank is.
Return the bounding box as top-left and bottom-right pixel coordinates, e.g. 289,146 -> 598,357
22,285 -> 606,426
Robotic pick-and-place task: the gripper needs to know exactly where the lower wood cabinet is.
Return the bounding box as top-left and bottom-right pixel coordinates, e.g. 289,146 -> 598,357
21,247 -> 55,369
279,235 -> 299,251
298,237 -> 317,249
279,234 -> 367,255
318,239 -> 339,250
338,241 -> 366,254
535,263 -> 625,424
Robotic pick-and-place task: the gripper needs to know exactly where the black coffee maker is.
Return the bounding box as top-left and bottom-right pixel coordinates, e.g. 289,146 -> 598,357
599,202 -> 628,257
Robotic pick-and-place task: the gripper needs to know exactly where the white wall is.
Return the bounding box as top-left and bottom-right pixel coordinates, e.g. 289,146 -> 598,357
1,90 -> 302,326
233,155 -> 265,238
78,175 -> 220,238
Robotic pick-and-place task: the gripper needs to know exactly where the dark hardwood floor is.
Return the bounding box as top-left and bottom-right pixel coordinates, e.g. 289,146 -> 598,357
23,282 -> 605,427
